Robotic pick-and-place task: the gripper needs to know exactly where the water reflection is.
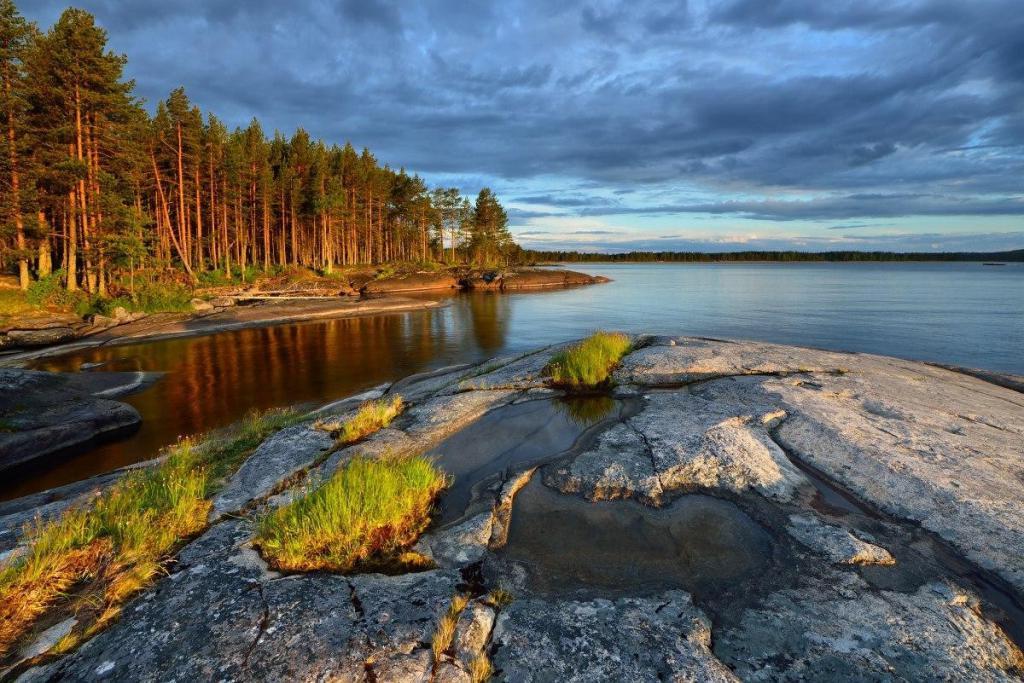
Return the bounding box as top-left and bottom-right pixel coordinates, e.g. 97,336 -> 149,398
555,395 -> 617,426
9,262 -> 1022,499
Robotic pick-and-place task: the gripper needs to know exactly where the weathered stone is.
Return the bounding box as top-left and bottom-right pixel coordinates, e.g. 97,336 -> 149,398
419,513 -> 493,567
5,327 -> 76,347
498,268 -> 609,290
787,514 -> 895,565
434,660 -> 472,682
210,421 -> 333,519
491,591 -> 738,682
189,298 -> 214,312
545,421 -> 663,503
488,467 -> 537,548
452,601 -> 495,666
209,296 -> 236,308
371,649 -> 433,682
350,570 -> 460,654
19,618 -> 77,660
628,388 -> 807,501
362,272 -> 459,294
449,347 -> 562,393
717,577 -> 1024,682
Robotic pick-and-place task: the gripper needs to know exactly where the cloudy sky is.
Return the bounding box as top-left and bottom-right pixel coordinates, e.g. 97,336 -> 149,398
24,0 -> 1024,252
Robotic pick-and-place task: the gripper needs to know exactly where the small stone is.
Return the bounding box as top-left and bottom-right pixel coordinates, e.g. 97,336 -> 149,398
20,617 -> 77,659
787,514 -> 895,565
190,298 -> 214,312
452,602 -> 496,666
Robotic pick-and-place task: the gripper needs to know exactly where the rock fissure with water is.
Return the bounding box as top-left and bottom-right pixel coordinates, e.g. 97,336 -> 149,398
7,336 -> 1024,681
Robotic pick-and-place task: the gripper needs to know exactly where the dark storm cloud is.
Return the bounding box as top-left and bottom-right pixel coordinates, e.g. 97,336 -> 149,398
20,0 -> 1024,230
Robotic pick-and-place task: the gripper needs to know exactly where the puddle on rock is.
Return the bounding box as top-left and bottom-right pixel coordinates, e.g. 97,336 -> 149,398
429,396 -> 621,526
493,478 -> 773,599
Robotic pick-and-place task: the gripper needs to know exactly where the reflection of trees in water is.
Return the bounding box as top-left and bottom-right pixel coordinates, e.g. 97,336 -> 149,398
555,395 -> 617,426
467,293 -> 510,353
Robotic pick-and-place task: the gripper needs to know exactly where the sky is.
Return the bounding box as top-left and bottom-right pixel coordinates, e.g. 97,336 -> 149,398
23,0 -> 1024,253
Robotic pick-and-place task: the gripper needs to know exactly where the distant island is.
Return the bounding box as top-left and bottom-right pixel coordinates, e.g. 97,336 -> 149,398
527,248 -> 1024,263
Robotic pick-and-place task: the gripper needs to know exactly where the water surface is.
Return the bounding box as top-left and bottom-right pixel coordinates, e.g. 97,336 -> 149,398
11,261 -> 1022,499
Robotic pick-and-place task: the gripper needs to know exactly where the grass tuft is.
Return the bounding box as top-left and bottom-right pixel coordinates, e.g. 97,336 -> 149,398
0,407 -> 301,659
432,594 -> 469,663
546,331 -> 632,389
484,587 -> 514,609
316,396 -> 404,446
254,453 -> 447,573
468,653 -> 493,683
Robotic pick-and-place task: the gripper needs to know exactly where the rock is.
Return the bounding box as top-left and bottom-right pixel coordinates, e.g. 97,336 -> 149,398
0,369 -> 141,472
627,388 -> 807,501
420,513 -> 493,567
488,468 -> 537,548
362,272 -> 459,294
452,601 -> 495,666
111,306 -> 129,320
498,268 -> 608,290
434,660 -> 472,682
461,270 -> 503,290
545,421 -> 663,504
717,578 -> 1024,682
491,591 -> 738,681
208,296 -> 235,308
190,298 -> 214,312
19,617 -> 77,660
786,514 -> 895,565
210,421 -> 333,519
87,314 -> 116,330
5,327 -> 76,347
372,649 -> 433,682
448,346 -> 562,393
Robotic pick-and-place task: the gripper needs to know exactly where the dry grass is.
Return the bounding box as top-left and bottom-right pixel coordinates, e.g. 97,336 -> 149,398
254,453 -> 446,573
546,332 -> 632,388
0,408 -> 301,659
484,587 -> 514,609
432,594 -> 469,663
468,653 -> 493,682
315,396 -> 404,445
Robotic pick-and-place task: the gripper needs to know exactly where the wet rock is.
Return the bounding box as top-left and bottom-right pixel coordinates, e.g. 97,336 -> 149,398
404,389 -> 517,444
717,577 -> 1024,682
545,422 -> 663,503
491,591 -> 738,681
488,468 -> 537,548
0,369 -> 141,472
210,421 -> 333,519
787,514 -> 895,565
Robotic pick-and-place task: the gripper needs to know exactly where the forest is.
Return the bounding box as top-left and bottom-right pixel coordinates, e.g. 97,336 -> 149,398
0,1 -> 516,302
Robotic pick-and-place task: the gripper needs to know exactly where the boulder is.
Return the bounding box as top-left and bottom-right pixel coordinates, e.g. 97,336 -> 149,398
5,327 -> 76,347
362,272 -> 459,294
190,298 -> 214,312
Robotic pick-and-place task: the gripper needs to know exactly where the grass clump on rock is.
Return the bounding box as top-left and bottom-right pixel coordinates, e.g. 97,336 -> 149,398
0,408 -> 300,658
316,396 -> 404,445
255,453 -> 447,573
546,331 -> 632,389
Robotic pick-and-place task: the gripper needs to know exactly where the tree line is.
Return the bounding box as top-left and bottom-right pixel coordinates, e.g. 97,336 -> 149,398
0,2 -> 516,295
527,249 -> 1024,263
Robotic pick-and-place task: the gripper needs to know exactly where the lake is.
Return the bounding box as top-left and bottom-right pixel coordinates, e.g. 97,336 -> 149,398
9,261 -> 1023,499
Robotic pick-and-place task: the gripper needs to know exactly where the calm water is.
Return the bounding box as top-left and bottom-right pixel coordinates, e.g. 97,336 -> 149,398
9,261 -> 1023,499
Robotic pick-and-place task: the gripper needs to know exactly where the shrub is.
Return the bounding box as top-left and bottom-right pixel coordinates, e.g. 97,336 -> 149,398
546,332 -> 632,388
255,453 -> 447,573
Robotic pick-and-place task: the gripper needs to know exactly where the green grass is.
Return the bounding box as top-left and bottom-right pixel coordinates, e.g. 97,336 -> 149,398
255,453 -> 447,573
546,332 -> 632,388
316,396 -> 404,446
0,407 -> 301,658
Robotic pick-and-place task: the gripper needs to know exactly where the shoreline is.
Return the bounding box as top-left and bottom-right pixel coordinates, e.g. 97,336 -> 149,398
0,296 -> 443,366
